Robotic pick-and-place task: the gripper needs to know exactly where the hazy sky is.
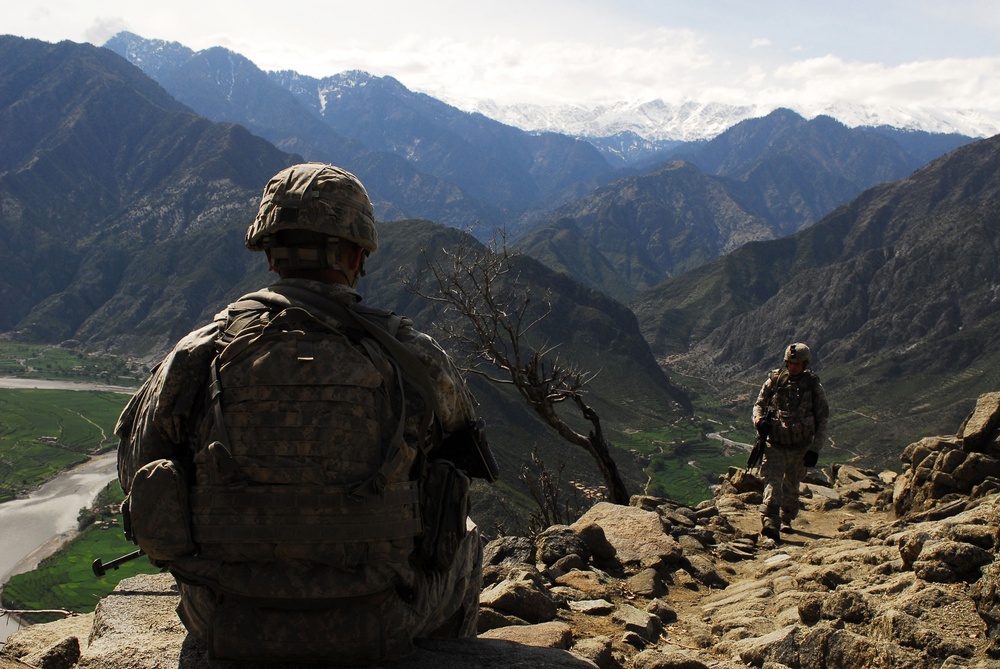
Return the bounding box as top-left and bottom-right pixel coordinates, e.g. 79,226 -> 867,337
5,0 -> 999,113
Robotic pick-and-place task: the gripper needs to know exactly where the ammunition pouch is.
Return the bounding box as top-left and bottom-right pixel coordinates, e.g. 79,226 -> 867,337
126,458 -> 195,562
416,460 -> 470,572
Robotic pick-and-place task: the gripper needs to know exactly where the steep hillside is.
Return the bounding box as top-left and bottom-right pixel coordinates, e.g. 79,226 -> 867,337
270,70 -> 612,211
0,36 -> 295,342
635,133 -> 1000,466
678,109 -> 921,234
516,161 -> 774,301
103,32 -> 503,232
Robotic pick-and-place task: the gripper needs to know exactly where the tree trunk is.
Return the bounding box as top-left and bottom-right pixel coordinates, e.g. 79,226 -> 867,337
575,396 -> 630,504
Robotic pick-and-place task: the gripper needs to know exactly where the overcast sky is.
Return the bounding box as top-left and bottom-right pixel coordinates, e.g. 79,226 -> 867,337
5,0 -> 999,114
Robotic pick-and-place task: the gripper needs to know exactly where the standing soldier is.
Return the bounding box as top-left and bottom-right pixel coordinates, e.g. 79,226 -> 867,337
116,163 -> 497,663
752,342 -> 829,542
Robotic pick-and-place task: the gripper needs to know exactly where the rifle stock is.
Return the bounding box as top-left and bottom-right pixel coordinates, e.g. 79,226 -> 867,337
747,409 -> 773,471
92,549 -> 144,578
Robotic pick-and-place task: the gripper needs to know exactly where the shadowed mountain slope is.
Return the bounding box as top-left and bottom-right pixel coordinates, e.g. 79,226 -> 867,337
0,36 -> 296,345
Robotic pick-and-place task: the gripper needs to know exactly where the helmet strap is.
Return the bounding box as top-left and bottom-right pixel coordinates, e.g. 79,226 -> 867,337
266,236 -> 366,288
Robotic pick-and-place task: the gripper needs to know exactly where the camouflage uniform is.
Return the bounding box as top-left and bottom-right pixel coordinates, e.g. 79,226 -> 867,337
116,277 -> 484,662
752,365 -> 829,533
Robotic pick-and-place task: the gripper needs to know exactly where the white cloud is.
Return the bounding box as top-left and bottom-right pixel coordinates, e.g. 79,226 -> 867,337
0,0 -> 996,116
765,55 -> 1000,112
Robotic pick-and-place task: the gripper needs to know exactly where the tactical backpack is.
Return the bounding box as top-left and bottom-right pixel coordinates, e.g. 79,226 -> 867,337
764,368 -> 820,447
125,287 -> 478,663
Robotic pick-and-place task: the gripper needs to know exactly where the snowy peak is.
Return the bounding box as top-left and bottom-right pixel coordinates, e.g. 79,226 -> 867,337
470,99 -> 1000,143
470,99 -> 762,142
103,31 -> 194,78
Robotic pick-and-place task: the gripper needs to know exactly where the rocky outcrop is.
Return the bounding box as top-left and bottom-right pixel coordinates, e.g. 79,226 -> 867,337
7,393 -> 1000,668
893,393 -> 1000,519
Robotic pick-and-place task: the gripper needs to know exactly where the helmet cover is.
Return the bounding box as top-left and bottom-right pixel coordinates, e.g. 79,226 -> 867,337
246,163 -> 377,253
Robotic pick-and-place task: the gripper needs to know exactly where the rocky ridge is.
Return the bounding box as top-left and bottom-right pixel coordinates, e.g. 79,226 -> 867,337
6,393 -> 1000,669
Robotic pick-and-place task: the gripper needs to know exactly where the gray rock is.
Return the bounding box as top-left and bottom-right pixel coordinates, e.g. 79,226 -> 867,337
484,536 -> 535,568
958,392 -> 1000,452
627,568 -> 666,598
821,590 -> 873,624
537,525 -> 593,565
912,540 -> 995,582
575,522 -> 618,561
555,569 -> 612,598
612,604 -> 662,642
629,648 -> 711,669
570,636 -> 617,669
645,598 -> 677,624
549,553 -> 589,579
569,599 -> 615,615
573,503 -> 682,568
480,571 -> 559,623
479,621 -> 574,649
477,607 -> 528,633
680,553 -> 729,589
24,636 -> 80,669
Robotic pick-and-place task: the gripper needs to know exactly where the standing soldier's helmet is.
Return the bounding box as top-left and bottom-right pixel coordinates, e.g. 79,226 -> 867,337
246,163 -> 377,274
784,342 -> 812,367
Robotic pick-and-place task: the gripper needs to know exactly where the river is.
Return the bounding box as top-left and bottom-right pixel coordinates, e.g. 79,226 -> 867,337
0,376 -> 133,642
0,451 -> 119,641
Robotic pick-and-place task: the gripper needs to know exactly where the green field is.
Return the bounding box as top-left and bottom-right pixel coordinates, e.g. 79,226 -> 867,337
1,483 -> 160,621
0,340 -> 145,384
607,367 -> 756,505
0,388 -> 130,501
0,340 -> 139,499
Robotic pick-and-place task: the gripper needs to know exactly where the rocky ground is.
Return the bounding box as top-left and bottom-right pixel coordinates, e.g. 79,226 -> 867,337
5,393 -> 1000,669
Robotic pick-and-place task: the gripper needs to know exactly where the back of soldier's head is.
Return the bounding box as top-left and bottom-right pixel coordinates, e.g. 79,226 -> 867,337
246,163 -> 377,274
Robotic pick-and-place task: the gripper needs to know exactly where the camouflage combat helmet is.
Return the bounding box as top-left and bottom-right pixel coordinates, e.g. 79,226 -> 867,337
784,342 -> 812,367
246,162 -> 377,255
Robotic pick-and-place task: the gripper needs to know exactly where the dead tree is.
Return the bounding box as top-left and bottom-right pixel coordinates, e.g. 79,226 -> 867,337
408,229 -> 630,504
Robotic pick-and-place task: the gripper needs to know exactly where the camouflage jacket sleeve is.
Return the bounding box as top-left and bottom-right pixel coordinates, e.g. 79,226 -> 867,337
809,373 -> 830,452
115,322 -> 220,493
752,372 -> 777,427
394,319 -> 478,437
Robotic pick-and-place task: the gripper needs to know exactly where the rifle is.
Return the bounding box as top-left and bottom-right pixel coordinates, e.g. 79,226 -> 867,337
746,409 -> 773,471
92,549 -> 144,578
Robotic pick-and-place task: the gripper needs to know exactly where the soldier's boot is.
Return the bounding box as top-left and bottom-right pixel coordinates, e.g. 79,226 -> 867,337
760,515 -> 781,542
780,511 -> 795,532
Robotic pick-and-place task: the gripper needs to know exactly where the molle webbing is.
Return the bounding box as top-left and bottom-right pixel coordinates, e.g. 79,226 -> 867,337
190,483 -> 421,544
250,284 -> 439,450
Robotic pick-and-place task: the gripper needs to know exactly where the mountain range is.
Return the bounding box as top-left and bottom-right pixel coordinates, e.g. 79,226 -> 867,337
471,97 -> 1000,144
3,31 -> 999,493
103,33 -> 974,297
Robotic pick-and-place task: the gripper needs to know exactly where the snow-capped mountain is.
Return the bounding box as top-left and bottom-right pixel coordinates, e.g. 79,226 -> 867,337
468,98 -> 1000,142
469,99 -> 764,142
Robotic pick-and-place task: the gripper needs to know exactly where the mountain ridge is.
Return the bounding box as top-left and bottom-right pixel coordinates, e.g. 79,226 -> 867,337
470,97 -> 1000,143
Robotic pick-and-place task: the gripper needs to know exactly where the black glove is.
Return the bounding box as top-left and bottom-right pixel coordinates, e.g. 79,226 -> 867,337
803,450 -> 819,467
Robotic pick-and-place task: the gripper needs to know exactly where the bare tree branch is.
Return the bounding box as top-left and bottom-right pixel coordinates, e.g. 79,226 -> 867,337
404,228 -> 630,505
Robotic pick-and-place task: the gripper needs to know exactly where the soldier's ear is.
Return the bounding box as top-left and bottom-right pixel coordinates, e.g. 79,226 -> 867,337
264,249 -> 280,274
